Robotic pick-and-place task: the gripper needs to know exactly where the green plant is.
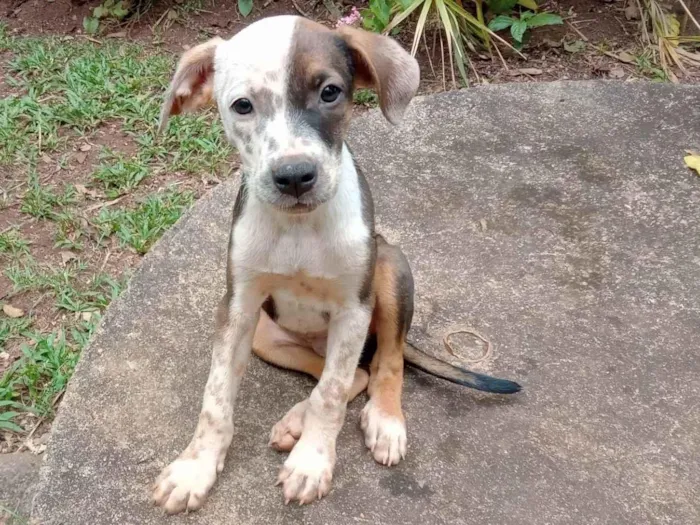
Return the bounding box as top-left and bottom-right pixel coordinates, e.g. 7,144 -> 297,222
488,10 -> 562,49
353,88 -> 380,107
637,0 -> 700,81
83,0 -> 131,35
384,0 -> 523,87
96,189 -> 195,254
363,0 -> 410,33
238,0 -> 253,17
0,229 -> 30,259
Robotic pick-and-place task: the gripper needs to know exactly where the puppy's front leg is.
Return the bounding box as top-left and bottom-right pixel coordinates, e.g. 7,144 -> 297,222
153,289 -> 260,514
278,305 -> 371,504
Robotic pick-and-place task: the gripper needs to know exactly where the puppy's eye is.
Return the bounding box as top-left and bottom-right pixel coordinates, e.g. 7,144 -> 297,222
232,98 -> 253,115
320,85 -> 342,104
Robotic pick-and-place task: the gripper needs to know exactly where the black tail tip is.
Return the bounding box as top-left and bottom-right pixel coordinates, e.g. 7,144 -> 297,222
472,375 -> 522,394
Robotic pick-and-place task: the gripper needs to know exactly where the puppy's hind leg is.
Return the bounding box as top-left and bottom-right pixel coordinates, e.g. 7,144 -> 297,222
253,311 -> 369,452
362,237 -> 413,466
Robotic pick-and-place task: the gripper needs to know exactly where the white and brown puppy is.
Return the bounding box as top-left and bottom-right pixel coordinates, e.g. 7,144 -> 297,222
153,15 -> 520,514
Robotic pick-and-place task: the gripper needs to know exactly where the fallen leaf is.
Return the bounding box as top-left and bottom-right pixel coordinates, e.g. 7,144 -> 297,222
510,68 -> 544,76
543,38 -> 562,48
685,154 -> 700,175
617,51 -> 636,64
81,311 -> 93,322
75,152 -> 88,164
79,143 -> 92,152
624,4 -> 639,19
60,251 -> 77,265
3,304 -> 24,318
75,184 -> 99,198
564,40 -> 586,53
608,67 -> 626,79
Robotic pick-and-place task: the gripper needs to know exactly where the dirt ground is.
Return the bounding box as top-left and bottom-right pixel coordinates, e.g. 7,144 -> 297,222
3,0 -> 700,85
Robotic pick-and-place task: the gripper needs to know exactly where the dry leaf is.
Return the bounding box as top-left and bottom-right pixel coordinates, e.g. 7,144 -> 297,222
624,4 -> 639,19
60,251 -> 78,265
510,68 -> 544,76
3,304 -> 25,318
609,67 -> 626,79
617,51 -> 635,64
75,184 -> 99,198
564,40 -> 586,54
81,311 -> 93,322
75,152 -> 88,164
79,143 -> 92,152
685,154 -> 700,175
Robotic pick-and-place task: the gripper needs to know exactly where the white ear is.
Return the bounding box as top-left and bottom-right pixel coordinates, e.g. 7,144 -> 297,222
158,37 -> 223,134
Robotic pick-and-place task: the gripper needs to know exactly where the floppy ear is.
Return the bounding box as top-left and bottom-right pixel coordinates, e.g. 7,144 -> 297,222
337,26 -> 419,125
158,37 -> 223,134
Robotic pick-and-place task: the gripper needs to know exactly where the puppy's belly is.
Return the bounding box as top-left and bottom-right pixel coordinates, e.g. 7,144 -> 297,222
271,289 -> 331,356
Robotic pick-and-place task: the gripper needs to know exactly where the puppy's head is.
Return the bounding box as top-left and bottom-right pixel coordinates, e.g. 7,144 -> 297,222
160,16 -> 419,214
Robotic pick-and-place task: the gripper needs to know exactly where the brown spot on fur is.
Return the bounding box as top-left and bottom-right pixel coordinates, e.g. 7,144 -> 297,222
288,19 -> 355,150
365,239 -> 413,418
160,37 -> 223,132
336,26 -> 420,124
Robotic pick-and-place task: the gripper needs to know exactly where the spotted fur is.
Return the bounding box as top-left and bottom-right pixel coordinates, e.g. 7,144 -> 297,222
152,15 -> 518,514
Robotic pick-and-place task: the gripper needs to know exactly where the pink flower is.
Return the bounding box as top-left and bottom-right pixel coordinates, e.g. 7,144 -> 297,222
336,6 -> 362,27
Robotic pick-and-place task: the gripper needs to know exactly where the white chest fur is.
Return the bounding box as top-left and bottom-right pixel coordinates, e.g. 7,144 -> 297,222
230,146 -> 371,330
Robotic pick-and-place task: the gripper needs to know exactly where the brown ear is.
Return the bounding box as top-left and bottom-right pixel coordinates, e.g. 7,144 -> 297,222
337,26 -> 419,125
158,37 -> 223,134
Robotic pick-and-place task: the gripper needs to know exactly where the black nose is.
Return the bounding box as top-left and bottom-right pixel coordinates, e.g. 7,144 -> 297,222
272,162 -> 317,198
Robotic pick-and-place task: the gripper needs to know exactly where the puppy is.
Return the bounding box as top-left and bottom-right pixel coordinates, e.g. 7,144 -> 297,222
153,15 -> 521,514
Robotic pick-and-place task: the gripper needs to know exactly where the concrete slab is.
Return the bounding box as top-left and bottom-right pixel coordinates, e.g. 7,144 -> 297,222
32,81 -> 700,525
0,452 -> 41,523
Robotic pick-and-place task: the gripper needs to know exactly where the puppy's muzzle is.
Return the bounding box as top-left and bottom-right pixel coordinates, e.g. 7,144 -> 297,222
272,157 -> 318,198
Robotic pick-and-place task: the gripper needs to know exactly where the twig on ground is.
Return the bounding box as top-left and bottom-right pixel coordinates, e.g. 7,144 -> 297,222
676,0 -> 700,32
99,249 -> 112,274
566,21 -> 633,64
291,0 -> 313,18
85,196 -> 125,213
493,41 -> 508,70
423,31 -> 437,79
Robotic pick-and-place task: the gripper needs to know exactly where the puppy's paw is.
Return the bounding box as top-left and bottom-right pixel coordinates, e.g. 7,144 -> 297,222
152,450 -> 219,514
361,400 -> 407,466
269,400 -> 307,452
276,439 -> 334,504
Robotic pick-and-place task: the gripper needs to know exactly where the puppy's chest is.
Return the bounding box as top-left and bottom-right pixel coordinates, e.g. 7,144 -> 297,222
268,283 -> 339,336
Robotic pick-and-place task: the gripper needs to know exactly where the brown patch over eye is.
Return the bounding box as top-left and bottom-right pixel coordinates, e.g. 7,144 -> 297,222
287,18 -> 355,150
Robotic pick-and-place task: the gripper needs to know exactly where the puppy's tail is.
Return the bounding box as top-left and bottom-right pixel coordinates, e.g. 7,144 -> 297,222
403,345 -> 522,394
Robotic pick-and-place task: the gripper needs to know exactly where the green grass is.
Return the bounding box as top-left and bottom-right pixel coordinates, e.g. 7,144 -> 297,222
0,229 -> 30,259
353,88 -> 380,107
0,24 -> 229,436
96,188 -> 195,254
0,318 -> 99,419
20,180 -> 78,219
5,258 -> 124,313
0,23 -> 232,185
